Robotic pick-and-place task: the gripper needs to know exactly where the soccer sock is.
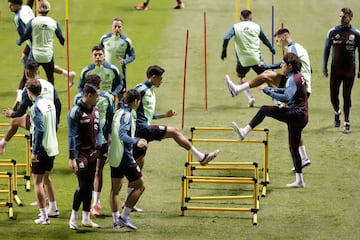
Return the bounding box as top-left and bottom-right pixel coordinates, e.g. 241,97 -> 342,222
39,207 -> 47,219
298,145 -> 308,160
112,211 -> 120,223
0,139 -> 6,147
82,211 -> 90,222
243,125 -> 252,135
121,207 -> 132,219
61,69 -> 68,77
243,89 -> 253,100
295,173 -> 304,183
189,146 -> 205,161
70,209 -> 78,221
234,82 -> 250,94
144,0 -> 150,6
49,201 -> 57,211
124,188 -> 134,203
92,191 -> 100,207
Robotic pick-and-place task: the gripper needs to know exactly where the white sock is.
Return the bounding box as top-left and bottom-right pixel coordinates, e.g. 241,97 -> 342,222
295,173 -> 304,183
112,211 -> 120,222
70,209 -> 78,221
92,191 -> 100,207
49,201 -> 57,211
234,82 -> 250,94
243,125 -> 252,135
298,145 -> 308,160
121,207 -> 132,219
0,139 -> 6,147
243,89 -> 253,100
39,207 -> 47,219
82,211 -> 90,222
124,188 -> 134,203
189,146 -> 205,160
61,69 -> 68,77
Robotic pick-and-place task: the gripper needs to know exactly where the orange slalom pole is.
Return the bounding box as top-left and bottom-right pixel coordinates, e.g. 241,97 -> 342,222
181,30 -> 189,129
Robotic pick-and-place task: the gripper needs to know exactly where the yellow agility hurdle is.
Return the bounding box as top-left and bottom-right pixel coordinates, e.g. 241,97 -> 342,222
0,172 -> 14,219
0,159 -> 23,206
187,127 -> 269,197
181,161 -> 260,225
0,133 -> 31,192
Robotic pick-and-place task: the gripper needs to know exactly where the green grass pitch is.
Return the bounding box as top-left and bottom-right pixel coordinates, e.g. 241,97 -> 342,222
0,0 -> 360,239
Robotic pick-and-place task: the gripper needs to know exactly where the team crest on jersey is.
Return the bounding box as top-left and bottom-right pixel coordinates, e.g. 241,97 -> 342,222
349,34 -> 355,41
334,34 -> 340,39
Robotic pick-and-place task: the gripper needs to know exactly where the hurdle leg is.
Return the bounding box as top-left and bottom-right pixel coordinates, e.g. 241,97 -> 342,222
25,135 -> 31,191
261,129 -> 270,197
11,160 -> 23,206
0,160 -> 23,206
0,172 -> 14,219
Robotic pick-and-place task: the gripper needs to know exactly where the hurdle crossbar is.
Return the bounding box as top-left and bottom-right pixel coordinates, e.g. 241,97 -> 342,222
181,160 -> 259,225
189,127 -> 269,197
0,133 -> 31,191
0,159 -> 23,206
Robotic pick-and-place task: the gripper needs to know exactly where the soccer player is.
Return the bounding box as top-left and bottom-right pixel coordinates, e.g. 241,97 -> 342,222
120,65 -> 219,211
232,53 -> 308,188
99,18 -> 135,100
135,0 -> 185,10
225,28 -> 312,171
16,0 -> 65,86
0,60 -> 61,155
221,9 -> 275,107
74,75 -> 114,217
108,89 -> 147,230
323,7 -> 360,134
7,0 -> 74,109
26,78 -> 59,225
77,46 -> 123,105
133,65 -> 219,170
68,76 -> 102,230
